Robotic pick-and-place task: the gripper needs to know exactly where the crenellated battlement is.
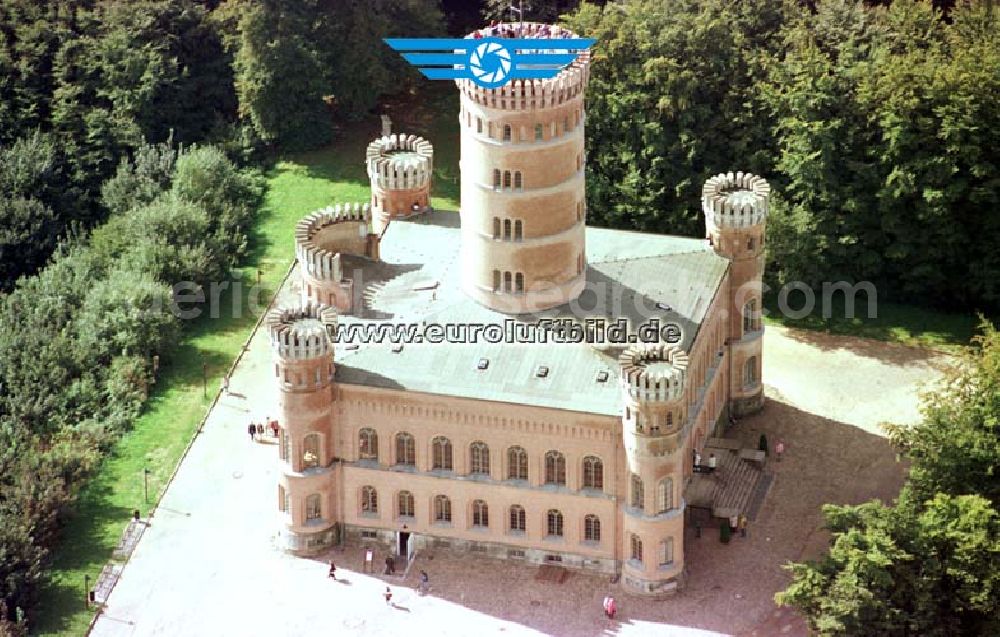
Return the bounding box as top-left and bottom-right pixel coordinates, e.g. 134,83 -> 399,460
458,23 -> 590,111
266,303 -> 338,361
619,344 -> 689,403
366,134 -> 434,191
295,203 -> 372,282
702,171 -> 769,229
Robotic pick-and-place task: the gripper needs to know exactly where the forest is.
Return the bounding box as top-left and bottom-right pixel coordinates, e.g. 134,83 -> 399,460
0,0 -> 997,633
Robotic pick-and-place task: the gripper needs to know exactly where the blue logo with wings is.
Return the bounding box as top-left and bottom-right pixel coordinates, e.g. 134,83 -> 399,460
385,37 -> 596,89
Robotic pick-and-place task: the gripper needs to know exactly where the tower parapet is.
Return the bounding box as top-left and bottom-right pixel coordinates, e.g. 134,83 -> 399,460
703,171 -> 770,418
459,22 -> 592,314
295,203 -> 375,312
702,171 -> 769,230
620,344 -> 689,404
266,304 -> 338,361
366,133 -> 434,232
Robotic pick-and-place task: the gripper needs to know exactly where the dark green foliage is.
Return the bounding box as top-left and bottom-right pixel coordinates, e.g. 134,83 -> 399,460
778,322 -> 1000,634
566,0 -> 1000,311
222,0 -> 445,150
0,142 -> 258,625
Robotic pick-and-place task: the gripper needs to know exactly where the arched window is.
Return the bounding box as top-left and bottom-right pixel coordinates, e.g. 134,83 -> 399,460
510,504 -> 526,532
503,170 -> 511,189
744,356 -> 757,387
630,534 -> 643,562
547,509 -> 564,536
359,428 -> 378,460
545,451 -> 566,485
514,272 -> 524,293
493,270 -> 501,291
278,485 -> 289,513
582,456 -> 603,490
534,123 -> 543,140
514,220 -> 523,241
302,433 -> 320,469
743,300 -> 759,333
398,490 -> 415,517
656,478 -> 673,513
432,436 -> 453,470
508,446 -> 528,480
493,169 -> 501,190
476,117 -> 483,134
659,537 -> 674,566
470,441 -> 490,475
395,432 -> 415,466
584,514 -> 601,542
434,494 -> 452,522
493,217 -> 501,239
503,271 -> 512,292
563,116 -> 569,134
361,485 -> 378,514
503,124 -> 512,141
630,474 -> 644,510
503,219 -> 511,240
472,499 -> 489,527
514,171 -> 522,190
305,493 -> 322,520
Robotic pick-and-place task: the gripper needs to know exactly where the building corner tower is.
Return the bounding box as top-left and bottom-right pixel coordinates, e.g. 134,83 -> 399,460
618,344 -> 689,596
458,25 -> 591,313
267,303 -> 339,554
703,172 -> 769,417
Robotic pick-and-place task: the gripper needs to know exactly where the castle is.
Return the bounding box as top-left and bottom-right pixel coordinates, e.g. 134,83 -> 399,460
266,24 -> 768,597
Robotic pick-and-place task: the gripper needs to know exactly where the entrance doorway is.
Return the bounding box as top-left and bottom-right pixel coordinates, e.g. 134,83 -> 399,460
397,531 -> 410,557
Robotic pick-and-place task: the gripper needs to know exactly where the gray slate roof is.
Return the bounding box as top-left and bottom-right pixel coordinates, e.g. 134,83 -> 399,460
332,212 -> 729,416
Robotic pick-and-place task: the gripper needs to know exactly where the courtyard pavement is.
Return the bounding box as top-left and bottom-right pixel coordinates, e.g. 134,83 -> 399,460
87,313 -> 949,636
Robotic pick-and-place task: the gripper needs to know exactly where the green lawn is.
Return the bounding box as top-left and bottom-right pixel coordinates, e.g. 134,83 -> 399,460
34,98 -> 461,635
762,293 -> 982,353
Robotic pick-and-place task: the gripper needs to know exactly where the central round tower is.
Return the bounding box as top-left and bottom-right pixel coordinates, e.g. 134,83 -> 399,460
458,23 -> 591,314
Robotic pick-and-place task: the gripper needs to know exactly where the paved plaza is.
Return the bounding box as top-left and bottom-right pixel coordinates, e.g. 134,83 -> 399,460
89,309 -> 948,636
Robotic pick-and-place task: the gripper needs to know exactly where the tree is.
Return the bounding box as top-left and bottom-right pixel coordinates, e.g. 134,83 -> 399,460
777,494 -> 1000,636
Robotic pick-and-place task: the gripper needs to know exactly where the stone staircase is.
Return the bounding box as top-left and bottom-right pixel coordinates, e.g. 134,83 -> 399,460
684,445 -> 764,520
709,449 -> 762,519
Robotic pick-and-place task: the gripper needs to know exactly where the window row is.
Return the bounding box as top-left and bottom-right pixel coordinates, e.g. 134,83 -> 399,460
273,362 -> 333,388
492,169 -> 523,191
493,270 -> 524,293
493,217 -> 523,241
358,430 -> 605,488
629,534 -> 674,567
359,488 -> 603,540
466,109 -> 583,143
628,474 -> 676,514
279,431 -> 325,470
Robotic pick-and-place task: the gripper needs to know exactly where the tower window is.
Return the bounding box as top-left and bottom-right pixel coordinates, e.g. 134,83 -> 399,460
503,171 -> 511,189
656,478 -> 673,513
493,270 -> 501,291
514,172 -> 522,190
515,272 -> 524,293
630,534 -> 643,563
514,220 -> 523,241
493,217 -> 501,239
534,123 -> 543,141
503,124 -> 512,141
630,474 -> 644,510
744,356 -> 758,388
493,169 -> 501,190
306,494 -> 322,521
503,271 -> 512,292
477,118 -> 483,134
503,219 -> 512,240
747,237 -> 755,250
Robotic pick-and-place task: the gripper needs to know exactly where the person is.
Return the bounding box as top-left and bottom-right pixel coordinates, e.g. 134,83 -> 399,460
707,453 -> 717,472
694,451 -> 702,469
419,570 -> 429,595
383,586 -> 393,605
328,560 -> 337,580
738,513 -> 748,538
729,514 -> 738,533
606,596 -> 617,619
270,420 -> 279,438
248,422 -> 256,441
775,439 -> 786,461
385,555 -> 395,575
256,422 -> 264,438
